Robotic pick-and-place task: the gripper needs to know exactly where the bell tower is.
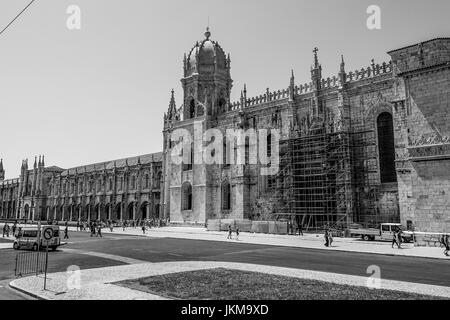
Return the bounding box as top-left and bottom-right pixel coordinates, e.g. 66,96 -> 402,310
181,27 -> 233,120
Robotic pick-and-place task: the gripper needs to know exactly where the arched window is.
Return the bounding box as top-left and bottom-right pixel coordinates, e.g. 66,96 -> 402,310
222,182 -> 231,210
183,142 -> 193,171
109,178 -> 113,191
181,182 -> 192,211
156,172 -> 162,189
144,174 -> 149,189
131,176 -> 136,190
267,133 -> 272,158
223,139 -> 229,167
218,98 -> 227,113
377,112 -> 397,183
189,99 -> 195,119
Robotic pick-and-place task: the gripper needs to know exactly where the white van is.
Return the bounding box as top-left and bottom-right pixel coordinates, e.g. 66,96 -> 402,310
13,226 -> 61,251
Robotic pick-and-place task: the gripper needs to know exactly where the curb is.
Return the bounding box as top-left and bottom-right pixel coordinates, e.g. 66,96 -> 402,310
9,280 -> 48,300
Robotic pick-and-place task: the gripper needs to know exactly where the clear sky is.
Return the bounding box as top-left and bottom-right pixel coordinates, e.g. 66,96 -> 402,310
0,0 -> 449,179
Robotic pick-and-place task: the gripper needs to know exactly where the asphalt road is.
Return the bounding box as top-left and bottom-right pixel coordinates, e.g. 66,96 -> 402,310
0,230 -> 449,299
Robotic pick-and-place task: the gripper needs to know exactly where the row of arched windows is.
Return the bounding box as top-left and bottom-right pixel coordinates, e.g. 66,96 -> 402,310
50,172 -> 162,196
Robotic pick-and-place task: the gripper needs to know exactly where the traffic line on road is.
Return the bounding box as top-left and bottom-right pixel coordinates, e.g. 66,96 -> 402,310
61,248 -> 148,265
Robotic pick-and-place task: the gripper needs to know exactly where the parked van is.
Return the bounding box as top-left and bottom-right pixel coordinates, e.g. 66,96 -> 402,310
13,225 -> 61,251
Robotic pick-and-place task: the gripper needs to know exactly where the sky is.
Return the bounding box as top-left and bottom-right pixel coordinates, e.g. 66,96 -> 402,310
0,0 -> 449,179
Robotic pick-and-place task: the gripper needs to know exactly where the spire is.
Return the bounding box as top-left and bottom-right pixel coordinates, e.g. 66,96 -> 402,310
34,156 -> 37,169
340,55 -> 345,72
38,155 -> 42,167
311,47 -> 322,90
41,155 -> 45,167
339,55 -> 347,86
0,159 -> 4,181
313,47 -> 319,69
168,89 -> 176,120
289,70 -> 295,101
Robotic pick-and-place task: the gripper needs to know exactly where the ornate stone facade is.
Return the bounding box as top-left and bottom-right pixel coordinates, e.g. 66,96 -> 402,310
0,154 -> 163,222
162,30 -> 450,232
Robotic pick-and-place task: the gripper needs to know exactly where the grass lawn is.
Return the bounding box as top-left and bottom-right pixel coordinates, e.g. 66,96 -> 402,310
114,268 -> 442,300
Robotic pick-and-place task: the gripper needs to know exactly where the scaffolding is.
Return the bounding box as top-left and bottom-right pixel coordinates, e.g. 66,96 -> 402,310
271,119 -> 380,231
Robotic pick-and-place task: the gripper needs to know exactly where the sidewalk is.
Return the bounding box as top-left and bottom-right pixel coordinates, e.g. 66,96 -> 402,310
9,261 -> 450,300
69,225 -> 449,260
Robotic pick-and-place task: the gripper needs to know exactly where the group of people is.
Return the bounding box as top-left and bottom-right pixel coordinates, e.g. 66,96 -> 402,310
2,221 -> 18,238
288,221 -> 303,236
391,228 -> 403,249
324,228 -> 334,247
227,225 -> 240,240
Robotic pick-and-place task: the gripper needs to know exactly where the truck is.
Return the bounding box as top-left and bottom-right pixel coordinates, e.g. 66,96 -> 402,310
349,223 -> 414,242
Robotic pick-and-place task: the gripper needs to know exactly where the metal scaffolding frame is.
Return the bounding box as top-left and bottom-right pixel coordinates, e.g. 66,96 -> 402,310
270,118 -> 380,231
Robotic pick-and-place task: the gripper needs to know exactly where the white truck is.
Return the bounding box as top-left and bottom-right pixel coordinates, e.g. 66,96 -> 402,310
349,223 -> 414,242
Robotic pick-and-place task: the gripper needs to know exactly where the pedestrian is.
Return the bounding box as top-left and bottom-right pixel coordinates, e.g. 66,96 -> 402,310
76,220 -> 80,232
324,229 -> 329,247
97,225 -> 102,238
64,225 -> 69,239
227,225 -> 232,240
142,224 -> 146,234
110,222 -> 114,232
12,223 -> 16,236
236,228 -> 240,241
328,229 -> 333,247
298,223 -> 303,236
2,223 -> 10,237
441,234 -> 449,256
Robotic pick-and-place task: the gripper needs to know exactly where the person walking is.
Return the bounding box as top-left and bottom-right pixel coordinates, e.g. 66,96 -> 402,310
298,223 -> 304,236
142,224 -> 146,234
76,220 -> 80,232
109,222 -> 114,232
324,229 -> 329,247
12,223 -> 16,236
64,225 -> 69,240
227,225 -> 232,240
2,223 -> 10,237
97,224 -> 102,238
236,228 -> 240,241
328,229 -> 333,247
442,234 -> 449,256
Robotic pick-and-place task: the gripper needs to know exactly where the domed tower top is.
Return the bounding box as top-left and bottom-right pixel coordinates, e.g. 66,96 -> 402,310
181,28 -> 233,120
184,27 -> 230,77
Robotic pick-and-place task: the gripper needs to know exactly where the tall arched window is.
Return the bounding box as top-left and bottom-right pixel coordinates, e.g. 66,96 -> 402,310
181,182 -> 192,211
109,178 -> 113,191
183,142 -> 193,171
223,139 -> 229,167
189,99 -> 195,119
222,182 -> 231,210
131,176 -> 136,190
156,172 -> 162,189
144,174 -> 149,189
377,112 -> 397,183
267,133 -> 272,158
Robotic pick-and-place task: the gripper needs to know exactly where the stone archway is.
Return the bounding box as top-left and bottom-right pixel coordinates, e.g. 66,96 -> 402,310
24,204 -> 30,220
140,202 -> 150,220
127,203 -> 135,220
114,203 -> 122,221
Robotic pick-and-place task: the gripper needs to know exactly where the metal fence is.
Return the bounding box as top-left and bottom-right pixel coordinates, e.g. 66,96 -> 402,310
14,251 -> 47,277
